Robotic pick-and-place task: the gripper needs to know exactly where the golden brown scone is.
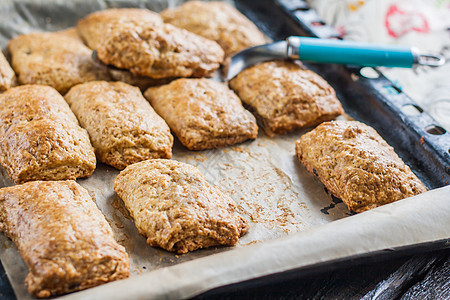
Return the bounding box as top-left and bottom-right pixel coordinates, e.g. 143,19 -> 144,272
229,60 -> 345,137
65,81 -> 173,170
161,1 -> 266,59
145,78 -> 258,150
77,8 -> 164,51
78,8 -> 224,78
0,51 -> 16,91
8,28 -> 111,94
0,180 -> 129,298
77,10 -> 174,90
295,121 -> 427,213
114,159 -> 249,254
0,85 -> 96,184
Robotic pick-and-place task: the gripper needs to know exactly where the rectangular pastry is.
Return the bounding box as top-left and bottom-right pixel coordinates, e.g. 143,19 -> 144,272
229,60 -> 345,137
0,51 -> 15,91
0,180 -> 129,298
144,78 -> 258,150
78,8 -> 224,78
77,8 -> 164,51
161,1 -> 266,59
0,85 -> 96,184
77,8 -> 170,90
8,28 -> 110,94
295,121 -> 427,212
65,81 -> 173,170
114,159 -> 249,254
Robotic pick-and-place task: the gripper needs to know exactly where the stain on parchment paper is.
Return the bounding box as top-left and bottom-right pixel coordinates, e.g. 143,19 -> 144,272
85,188 -> 97,204
241,240 -> 262,246
3,240 -> 11,249
219,158 -> 308,231
174,139 -> 313,237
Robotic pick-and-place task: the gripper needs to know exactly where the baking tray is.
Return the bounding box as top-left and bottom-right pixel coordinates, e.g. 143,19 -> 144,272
0,0 -> 449,299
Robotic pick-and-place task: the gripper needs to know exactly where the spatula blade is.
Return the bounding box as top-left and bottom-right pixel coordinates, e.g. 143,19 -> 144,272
226,40 -> 288,81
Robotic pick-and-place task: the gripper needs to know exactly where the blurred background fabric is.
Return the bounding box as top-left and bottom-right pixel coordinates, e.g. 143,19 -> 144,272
307,0 -> 450,131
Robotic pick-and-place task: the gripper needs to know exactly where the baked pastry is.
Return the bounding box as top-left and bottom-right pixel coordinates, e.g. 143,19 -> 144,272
0,180 -> 129,298
295,121 -> 427,212
77,8 -> 164,51
0,51 -> 15,91
229,60 -> 345,137
77,10 -> 173,90
161,1 -> 266,59
65,81 -> 173,169
78,8 -> 224,79
8,28 -> 110,94
144,78 -> 258,150
0,85 -> 96,184
114,159 -> 249,254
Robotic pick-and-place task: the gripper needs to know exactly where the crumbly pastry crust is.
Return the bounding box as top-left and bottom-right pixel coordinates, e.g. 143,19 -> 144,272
97,21 -> 224,78
78,8 -> 224,79
295,121 -> 427,212
8,28 -> 110,94
145,78 -> 258,150
77,8 -> 164,51
0,85 -> 96,184
161,1 -> 266,58
65,81 -> 173,170
0,180 -> 129,298
0,51 -> 16,91
77,8 -> 172,91
229,60 -> 345,137
78,8 -> 173,89
114,159 -> 249,254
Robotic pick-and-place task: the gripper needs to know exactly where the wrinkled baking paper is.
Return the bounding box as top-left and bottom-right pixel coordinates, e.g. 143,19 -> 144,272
0,1 -> 448,299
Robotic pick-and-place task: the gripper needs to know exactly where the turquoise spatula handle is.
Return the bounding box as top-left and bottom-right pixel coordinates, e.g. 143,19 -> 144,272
287,37 -> 416,68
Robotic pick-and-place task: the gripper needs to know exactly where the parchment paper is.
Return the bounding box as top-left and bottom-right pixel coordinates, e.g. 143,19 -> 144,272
0,1 -> 449,299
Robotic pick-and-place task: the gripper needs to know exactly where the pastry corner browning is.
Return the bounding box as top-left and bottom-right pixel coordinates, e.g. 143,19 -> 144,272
0,85 -> 96,184
114,159 -> 249,254
0,180 -> 129,298
229,60 -> 344,137
65,81 -> 173,170
144,78 -> 258,150
295,121 -> 427,212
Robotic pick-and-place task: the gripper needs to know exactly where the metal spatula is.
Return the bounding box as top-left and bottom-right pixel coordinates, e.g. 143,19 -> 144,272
225,36 -> 445,80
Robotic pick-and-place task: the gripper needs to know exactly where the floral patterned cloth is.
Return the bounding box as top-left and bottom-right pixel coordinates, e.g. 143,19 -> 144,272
308,0 -> 450,130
